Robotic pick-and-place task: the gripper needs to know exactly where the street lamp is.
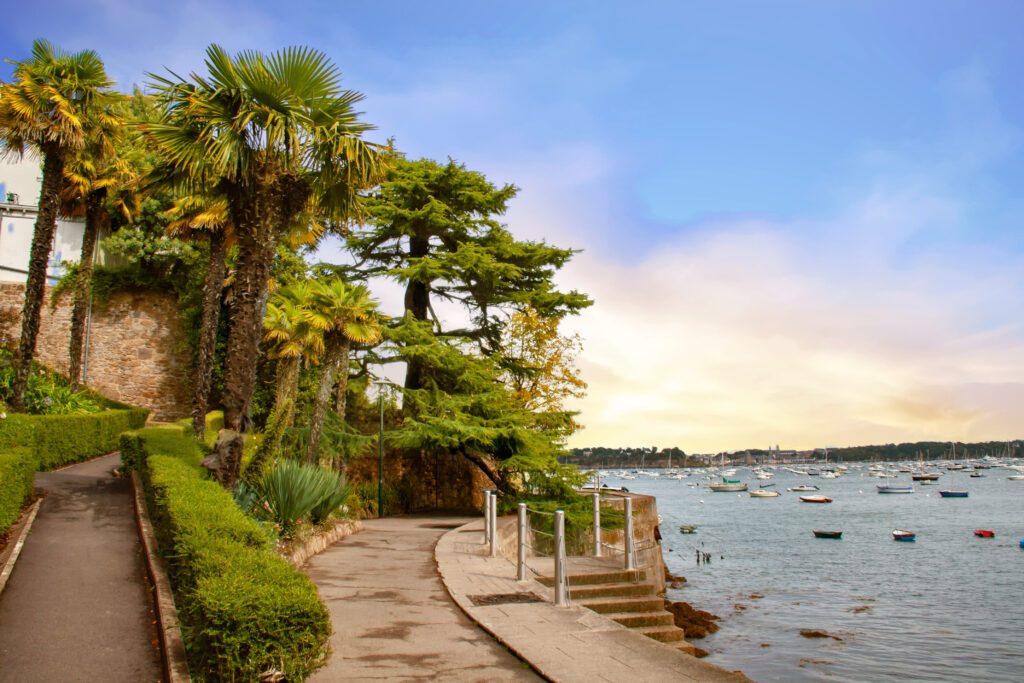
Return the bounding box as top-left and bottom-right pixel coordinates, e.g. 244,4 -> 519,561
376,380 -> 386,518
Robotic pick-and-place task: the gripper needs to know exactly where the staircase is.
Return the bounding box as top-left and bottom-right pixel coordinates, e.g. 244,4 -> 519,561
537,569 -> 696,655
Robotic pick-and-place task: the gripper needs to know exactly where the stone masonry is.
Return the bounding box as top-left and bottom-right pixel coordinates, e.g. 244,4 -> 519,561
0,282 -> 190,421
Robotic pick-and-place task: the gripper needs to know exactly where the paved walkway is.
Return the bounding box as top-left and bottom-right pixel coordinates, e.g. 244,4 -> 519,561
436,518 -> 750,683
0,453 -> 161,682
304,515 -> 541,682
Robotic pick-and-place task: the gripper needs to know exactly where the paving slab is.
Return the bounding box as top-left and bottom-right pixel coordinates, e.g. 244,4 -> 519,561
0,452 -> 161,682
304,515 -> 541,682
436,518 -> 751,683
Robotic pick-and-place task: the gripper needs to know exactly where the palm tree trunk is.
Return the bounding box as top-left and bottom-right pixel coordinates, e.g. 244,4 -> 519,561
67,190 -> 103,389
191,230 -> 227,438
333,337 -> 351,421
307,337 -> 344,463
244,355 -> 300,483
10,146 -> 64,411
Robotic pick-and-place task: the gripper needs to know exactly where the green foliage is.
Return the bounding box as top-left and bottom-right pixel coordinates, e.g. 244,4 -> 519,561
0,406 -> 148,470
135,427 -> 330,681
0,447 -> 36,536
309,476 -> 354,525
354,480 -> 398,518
253,460 -> 348,536
0,349 -> 101,415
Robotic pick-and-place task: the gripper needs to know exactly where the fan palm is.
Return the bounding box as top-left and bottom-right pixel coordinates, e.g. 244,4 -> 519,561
303,278 -> 383,464
144,44 -> 386,486
60,97 -> 135,388
0,39 -> 116,410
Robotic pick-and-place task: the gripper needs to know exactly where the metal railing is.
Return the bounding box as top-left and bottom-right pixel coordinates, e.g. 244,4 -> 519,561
477,488 -> 656,609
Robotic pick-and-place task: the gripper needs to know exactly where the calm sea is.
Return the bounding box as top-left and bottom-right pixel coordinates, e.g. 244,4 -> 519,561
604,466 -> 1024,682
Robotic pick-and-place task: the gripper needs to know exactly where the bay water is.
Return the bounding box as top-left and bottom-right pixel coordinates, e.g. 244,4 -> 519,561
604,466 -> 1024,682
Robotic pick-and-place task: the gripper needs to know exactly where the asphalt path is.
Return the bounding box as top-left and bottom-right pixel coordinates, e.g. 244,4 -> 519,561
305,515 -> 540,682
0,452 -> 160,682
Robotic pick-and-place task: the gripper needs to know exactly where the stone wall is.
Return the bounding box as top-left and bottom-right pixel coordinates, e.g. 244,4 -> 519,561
0,283 -> 190,421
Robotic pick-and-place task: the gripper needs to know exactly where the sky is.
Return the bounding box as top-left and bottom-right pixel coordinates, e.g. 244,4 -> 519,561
4,1 -> 1023,452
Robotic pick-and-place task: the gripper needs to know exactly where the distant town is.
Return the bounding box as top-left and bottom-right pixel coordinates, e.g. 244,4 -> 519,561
562,440 -> 1023,468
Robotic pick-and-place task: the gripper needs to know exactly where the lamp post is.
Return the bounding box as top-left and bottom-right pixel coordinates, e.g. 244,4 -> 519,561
377,381 -> 385,518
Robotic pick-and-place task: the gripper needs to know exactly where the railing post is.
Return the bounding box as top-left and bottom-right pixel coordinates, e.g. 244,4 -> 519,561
554,509 -> 567,606
517,503 -> 528,581
489,491 -> 498,557
592,492 -> 601,557
482,490 -> 491,545
624,496 -> 635,571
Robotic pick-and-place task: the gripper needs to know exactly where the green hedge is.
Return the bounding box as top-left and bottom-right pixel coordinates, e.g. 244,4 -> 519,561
132,426 -> 331,681
0,447 -> 36,536
0,407 -> 149,470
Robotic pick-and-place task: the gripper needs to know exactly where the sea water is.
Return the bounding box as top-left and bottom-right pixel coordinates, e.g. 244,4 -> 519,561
604,467 -> 1024,682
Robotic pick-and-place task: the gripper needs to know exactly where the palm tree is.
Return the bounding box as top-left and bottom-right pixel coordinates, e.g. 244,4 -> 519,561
164,192 -> 232,437
0,39 -> 115,410
303,278 -> 383,464
246,283 -> 324,480
61,98 -> 134,388
144,45 -> 386,486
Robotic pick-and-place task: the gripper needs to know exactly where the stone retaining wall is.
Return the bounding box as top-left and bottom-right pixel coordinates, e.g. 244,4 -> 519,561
0,283 -> 190,421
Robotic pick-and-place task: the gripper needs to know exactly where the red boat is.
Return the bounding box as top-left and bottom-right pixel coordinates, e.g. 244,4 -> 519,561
974,529 -> 995,538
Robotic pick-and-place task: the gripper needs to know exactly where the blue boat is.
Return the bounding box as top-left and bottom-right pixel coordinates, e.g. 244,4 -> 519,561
939,490 -> 968,498
878,484 -> 914,494
1019,538 -> 1024,549
893,529 -> 916,542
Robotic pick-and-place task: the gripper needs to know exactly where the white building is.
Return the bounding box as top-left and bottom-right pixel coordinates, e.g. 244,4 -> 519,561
0,155 -> 86,283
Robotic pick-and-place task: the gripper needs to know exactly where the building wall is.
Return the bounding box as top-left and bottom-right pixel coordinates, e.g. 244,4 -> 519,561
0,282 -> 191,421
0,156 -> 86,284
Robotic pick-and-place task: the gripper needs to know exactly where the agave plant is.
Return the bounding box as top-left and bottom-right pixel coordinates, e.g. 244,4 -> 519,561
256,459 -> 343,536
309,476 -> 354,526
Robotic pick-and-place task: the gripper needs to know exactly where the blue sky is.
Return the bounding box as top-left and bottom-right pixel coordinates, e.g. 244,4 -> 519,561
4,1 -> 1023,450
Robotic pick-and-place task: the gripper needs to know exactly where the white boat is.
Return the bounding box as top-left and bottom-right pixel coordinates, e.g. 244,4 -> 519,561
749,489 -> 780,498
709,482 -> 748,492
877,484 -> 914,494
788,484 -> 819,492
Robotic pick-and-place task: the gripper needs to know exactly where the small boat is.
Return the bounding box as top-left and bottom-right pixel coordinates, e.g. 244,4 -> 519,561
1020,538 -> 1024,549
974,529 -> 995,538
911,472 -> 942,481
709,482 -> 748,492
678,524 -> 698,534
788,485 -> 819,492
799,495 -> 832,503
892,529 -> 916,542
813,530 -> 842,539
939,490 -> 969,498
877,484 -> 914,494
969,471 -> 984,478
759,483 -> 777,488
749,490 -> 780,498
1008,475 -> 1024,481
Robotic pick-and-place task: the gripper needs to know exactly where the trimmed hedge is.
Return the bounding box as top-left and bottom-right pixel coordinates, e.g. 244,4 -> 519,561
0,406 -> 149,535
0,447 -> 36,536
0,407 -> 149,470
130,426 -> 331,681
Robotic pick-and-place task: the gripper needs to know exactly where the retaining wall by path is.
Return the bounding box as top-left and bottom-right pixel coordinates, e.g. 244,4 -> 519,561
0,283 -> 190,421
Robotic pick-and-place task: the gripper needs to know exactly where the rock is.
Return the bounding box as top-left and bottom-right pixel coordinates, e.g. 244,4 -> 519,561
665,600 -> 720,639
799,629 -> 842,641
692,647 -> 710,658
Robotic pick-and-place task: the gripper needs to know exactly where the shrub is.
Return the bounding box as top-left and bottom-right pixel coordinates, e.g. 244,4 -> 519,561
134,427 -> 331,681
256,460 -> 344,536
0,447 -> 36,536
0,408 -> 148,470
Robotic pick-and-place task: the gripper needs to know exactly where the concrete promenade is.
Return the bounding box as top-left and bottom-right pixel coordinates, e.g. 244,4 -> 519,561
436,518 -> 749,683
305,515 -> 541,682
0,453 -> 161,682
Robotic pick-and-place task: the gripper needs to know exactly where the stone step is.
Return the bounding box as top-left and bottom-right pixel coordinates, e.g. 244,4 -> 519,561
536,569 -> 647,587
574,595 -> 666,614
636,625 -> 686,644
676,641 -> 699,656
568,582 -> 653,600
606,611 -> 675,628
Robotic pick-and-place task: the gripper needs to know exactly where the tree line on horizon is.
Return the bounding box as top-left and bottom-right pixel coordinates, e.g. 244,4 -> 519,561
0,39 -> 591,503
563,440 -> 1022,467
